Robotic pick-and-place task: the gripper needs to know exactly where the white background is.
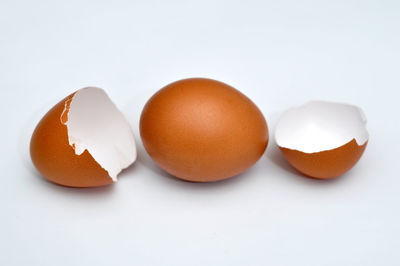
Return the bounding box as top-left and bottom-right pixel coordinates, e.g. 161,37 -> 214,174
1,0 -> 399,265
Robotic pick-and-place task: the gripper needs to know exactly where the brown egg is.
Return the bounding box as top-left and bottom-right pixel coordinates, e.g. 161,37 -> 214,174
275,101 -> 368,179
30,87 -> 136,187
140,78 -> 269,182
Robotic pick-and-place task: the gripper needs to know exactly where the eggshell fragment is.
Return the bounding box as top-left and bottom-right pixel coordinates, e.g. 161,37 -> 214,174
275,101 -> 368,179
140,78 -> 269,182
30,87 -> 136,187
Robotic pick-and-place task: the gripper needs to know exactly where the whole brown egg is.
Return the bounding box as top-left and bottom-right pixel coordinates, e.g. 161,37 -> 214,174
140,78 -> 269,182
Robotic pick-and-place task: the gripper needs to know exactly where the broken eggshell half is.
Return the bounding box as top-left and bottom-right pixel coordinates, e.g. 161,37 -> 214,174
275,101 -> 368,179
30,87 -> 136,187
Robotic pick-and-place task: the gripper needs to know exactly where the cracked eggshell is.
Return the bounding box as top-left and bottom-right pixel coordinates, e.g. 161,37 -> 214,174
30,87 -> 136,187
275,101 -> 368,179
140,78 -> 269,182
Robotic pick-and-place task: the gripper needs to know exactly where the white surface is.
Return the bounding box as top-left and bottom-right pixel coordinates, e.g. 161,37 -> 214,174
1,0 -> 399,265
64,87 -> 136,181
275,101 -> 369,153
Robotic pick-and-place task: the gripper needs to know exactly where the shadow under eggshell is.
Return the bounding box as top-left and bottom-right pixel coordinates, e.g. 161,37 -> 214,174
279,139 -> 367,179
30,93 -> 113,188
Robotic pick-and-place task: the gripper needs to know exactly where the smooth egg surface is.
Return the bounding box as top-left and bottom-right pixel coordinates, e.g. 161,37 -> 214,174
140,78 -> 269,182
280,139 -> 367,179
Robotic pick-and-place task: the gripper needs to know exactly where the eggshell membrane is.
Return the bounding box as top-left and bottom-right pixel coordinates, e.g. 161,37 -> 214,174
280,139 -> 367,179
140,78 -> 269,182
30,93 -> 113,187
63,87 -> 137,181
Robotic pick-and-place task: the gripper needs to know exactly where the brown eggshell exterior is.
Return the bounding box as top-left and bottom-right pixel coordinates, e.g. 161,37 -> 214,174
30,92 -> 113,187
279,139 -> 367,179
140,78 -> 269,182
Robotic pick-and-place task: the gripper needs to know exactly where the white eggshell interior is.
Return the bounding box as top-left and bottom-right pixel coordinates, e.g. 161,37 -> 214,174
62,87 -> 136,181
275,101 -> 369,153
